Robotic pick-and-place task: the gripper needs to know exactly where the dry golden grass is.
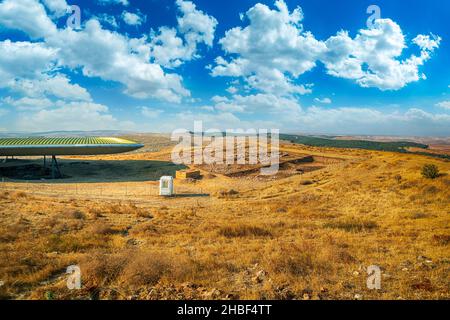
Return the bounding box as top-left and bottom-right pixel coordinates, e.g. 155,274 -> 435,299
0,142 -> 449,300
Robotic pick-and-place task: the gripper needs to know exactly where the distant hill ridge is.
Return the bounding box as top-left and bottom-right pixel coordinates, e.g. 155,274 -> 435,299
281,134 -> 450,160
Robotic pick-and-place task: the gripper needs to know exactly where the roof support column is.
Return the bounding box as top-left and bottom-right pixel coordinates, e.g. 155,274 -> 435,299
51,155 -> 62,179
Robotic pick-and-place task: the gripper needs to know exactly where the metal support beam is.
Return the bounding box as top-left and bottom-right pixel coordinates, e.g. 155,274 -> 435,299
51,155 -> 62,179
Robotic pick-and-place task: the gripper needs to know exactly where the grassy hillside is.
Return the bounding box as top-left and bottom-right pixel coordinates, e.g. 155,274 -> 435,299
0,142 -> 449,300
281,134 -> 429,152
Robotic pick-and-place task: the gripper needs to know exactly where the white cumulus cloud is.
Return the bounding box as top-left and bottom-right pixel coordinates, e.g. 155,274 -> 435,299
149,0 -> 218,68
97,0 -> 129,6
0,40 -> 56,86
321,19 -> 441,90
211,0 -> 324,96
47,19 -> 190,102
2,96 -> 53,111
10,74 -> 92,102
42,0 -> 69,18
0,0 -> 57,39
122,11 -> 145,26
436,101 -> 450,110
314,97 -> 332,104
212,1 -> 441,94
16,101 -> 135,132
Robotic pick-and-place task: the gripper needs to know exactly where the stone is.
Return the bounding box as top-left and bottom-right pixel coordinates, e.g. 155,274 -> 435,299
354,294 -> 363,300
253,270 -> 267,283
204,289 -> 221,299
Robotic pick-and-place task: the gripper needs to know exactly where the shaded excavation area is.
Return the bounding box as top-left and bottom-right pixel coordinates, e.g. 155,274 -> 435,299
0,158 -> 186,182
0,137 -> 170,182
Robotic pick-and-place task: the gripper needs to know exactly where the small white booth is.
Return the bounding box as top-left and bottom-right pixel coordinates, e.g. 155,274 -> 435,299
159,176 -> 174,196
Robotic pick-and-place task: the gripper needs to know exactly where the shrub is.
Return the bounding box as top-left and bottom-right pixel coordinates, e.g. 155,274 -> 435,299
432,234 -> 450,246
87,207 -> 103,219
11,191 -> 27,199
0,191 -> 9,200
265,243 -> 331,277
80,252 -> 130,287
421,164 -> 439,179
218,225 -> 272,238
65,209 -> 85,220
217,189 -> 239,198
119,250 -> 194,288
87,222 -> 116,235
323,219 -> 378,233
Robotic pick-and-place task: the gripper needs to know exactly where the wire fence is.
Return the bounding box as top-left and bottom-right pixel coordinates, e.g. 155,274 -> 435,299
0,180 -> 202,199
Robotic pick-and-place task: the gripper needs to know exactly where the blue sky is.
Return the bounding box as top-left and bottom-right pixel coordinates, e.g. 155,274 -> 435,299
0,0 -> 449,135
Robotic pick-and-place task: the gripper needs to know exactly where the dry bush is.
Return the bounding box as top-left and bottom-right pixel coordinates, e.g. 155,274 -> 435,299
0,222 -> 28,242
287,206 -> 331,219
299,180 -> 313,185
298,193 -> 321,203
119,250 -> 195,288
87,206 -> 103,219
106,202 -> 151,218
399,180 -> 419,190
218,224 -> 272,238
323,218 -> 378,233
129,222 -> 157,236
44,215 -> 84,234
64,209 -> 86,220
87,221 -> 116,235
106,203 -> 133,215
0,191 -> 9,200
80,250 -> 198,291
217,189 -> 239,198
421,185 -> 440,195
0,231 -> 17,243
326,247 -> 357,264
442,178 -> 450,186
409,212 -> 429,219
432,234 -> 450,246
80,252 -> 131,287
0,286 -> 11,299
44,233 -> 108,253
134,207 -> 153,219
11,191 -> 27,199
264,243 -> 332,277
